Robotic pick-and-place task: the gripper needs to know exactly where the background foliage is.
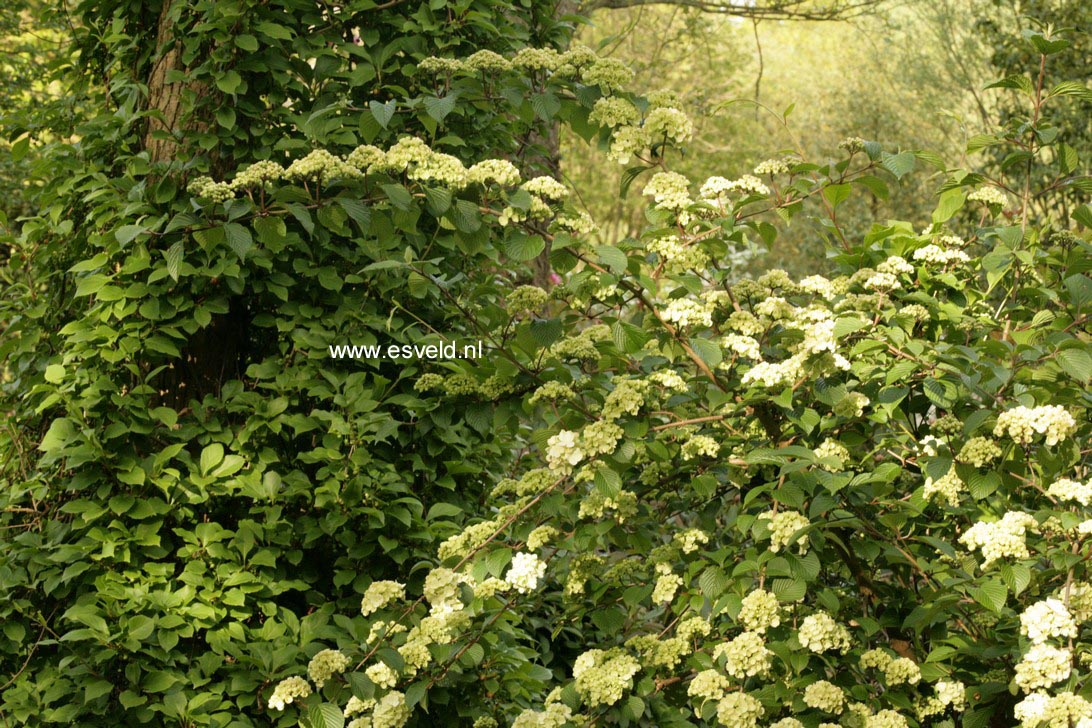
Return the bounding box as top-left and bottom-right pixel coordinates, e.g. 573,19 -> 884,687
0,1 -> 1089,727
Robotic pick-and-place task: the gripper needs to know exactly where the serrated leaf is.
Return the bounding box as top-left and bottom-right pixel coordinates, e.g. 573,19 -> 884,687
529,318 -> 562,347
381,183 -> 414,211
531,92 -> 560,121
452,199 -> 480,232
165,241 -> 183,281
972,580 -> 1007,613
881,151 -> 915,180
307,703 -> 345,728
1057,348 -> 1092,383
423,94 -> 457,122
698,567 -> 728,598
116,224 -> 145,245
689,337 -> 722,367
501,232 -> 545,261
932,188 -> 966,223
771,578 -> 806,602
253,215 -> 286,245
369,100 -> 396,129
619,165 -> 649,199
595,245 -> 627,274
223,223 -> 253,259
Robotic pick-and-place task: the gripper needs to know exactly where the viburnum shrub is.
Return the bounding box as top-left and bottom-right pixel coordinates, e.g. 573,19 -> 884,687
181,30 -> 1090,728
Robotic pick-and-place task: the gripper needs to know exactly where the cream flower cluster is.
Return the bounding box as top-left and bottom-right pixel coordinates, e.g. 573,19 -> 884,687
1020,598 -> 1078,644
967,186 -> 1008,207
699,174 -> 770,204
361,580 -> 406,616
994,405 -> 1077,446
1015,644 -> 1072,692
366,661 -> 398,689
647,234 -> 710,272
688,669 -> 731,703
505,552 -> 547,593
724,334 -> 762,360
797,612 -> 852,654
960,511 -> 1037,566
883,657 -> 921,686
572,649 -> 640,706
912,243 -> 970,265
1015,691 -> 1092,727
716,691 -> 764,728
307,648 -> 350,688
759,510 -> 811,554
643,171 -> 693,211
545,430 -> 584,473
511,702 -> 573,728
268,676 -> 311,710
662,298 -> 713,328
813,439 -> 850,471
804,680 -> 846,713
754,158 -> 791,175
675,528 -> 709,553
924,466 -> 965,507
715,631 -> 772,679
681,434 -> 719,460
957,436 -> 1003,467
653,565 -> 683,603
1048,478 -> 1092,506
739,589 -> 782,633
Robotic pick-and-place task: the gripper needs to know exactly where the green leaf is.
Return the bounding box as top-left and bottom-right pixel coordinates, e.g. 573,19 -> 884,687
1057,348 -> 1092,383
932,188 -> 965,224
223,223 -> 253,259
972,580 -> 1007,614
595,245 -> 627,275
881,152 -> 915,180
381,183 -> 414,211
253,215 -> 287,245
531,92 -> 561,121
501,232 -> 545,261
308,703 -> 345,728
165,241 -> 183,281
689,337 -> 722,368
619,165 -> 649,199
39,417 -> 76,452
200,443 -> 225,476
369,100 -> 396,129
822,183 -> 851,208
44,364 -> 65,384
423,94 -> 458,122
116,224 -> 145,245
255,21 -> 293,40
215,70 -> 243,95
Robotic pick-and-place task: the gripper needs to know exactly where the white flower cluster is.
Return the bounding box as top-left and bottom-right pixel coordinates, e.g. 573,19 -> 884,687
1020,598 -> 1078,644
644,107 -> 694,144
268,676 -> 311,710
647,234 -> 710,272
804,680 -> 846,713
994,405 -> 1077,447
884,657 -> 921,686
960,511 -> 1037,567
650,369 -> 688,391
813,439 -> 850,471
653,564 -> 683,603
675,528 -> 709,553
589,97 -> 640,128
511,702 -> 572,728
754,158 -> 791,175
715,631 -> 772,679
505,552 -> 547,593
924,466 -> 964,507
546,430 -> 584,474
643,171 -> 693,211
797,612 -> 852,654
681,434 -> 719,460
877,255 -> 915,276
724,334 -> 762,360
688,669 -> 730,704
967,186 -> 1008,207
467,158 -> 520,187
699,174 -> 770,204
1048,478 -> 1092,505
1015,644 -> 1072,692
716,691 -> 764,728
759,510 -> 811,554
863,271 -> 902,291
739,589 -> 782,632
308,648 -> 350,688
366,661 -> 398,689
361,580 -> 406,616
1015,691 -> 1092,727
957,436 -> 1003,467
912,244 -> 969,265
662,298 -> 713,328
572,649 -> 640,706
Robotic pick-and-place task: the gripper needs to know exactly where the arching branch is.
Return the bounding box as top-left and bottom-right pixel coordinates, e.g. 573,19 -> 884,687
579,0 -> 884,21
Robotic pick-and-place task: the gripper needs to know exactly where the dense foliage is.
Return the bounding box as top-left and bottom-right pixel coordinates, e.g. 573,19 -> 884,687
0,4 -> 1089,728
